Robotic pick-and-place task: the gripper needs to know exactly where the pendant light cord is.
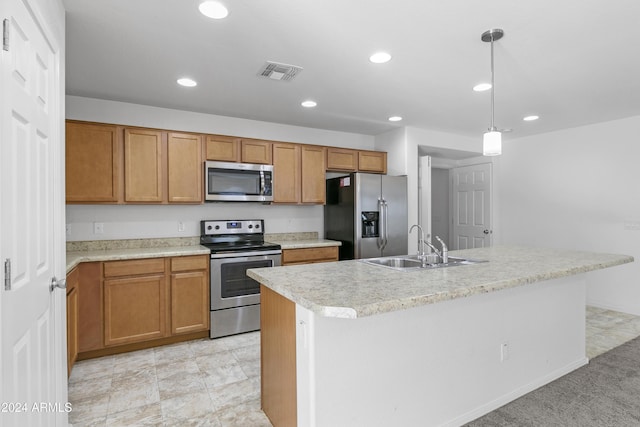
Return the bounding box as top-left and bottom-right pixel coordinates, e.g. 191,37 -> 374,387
490,37 -> 495,131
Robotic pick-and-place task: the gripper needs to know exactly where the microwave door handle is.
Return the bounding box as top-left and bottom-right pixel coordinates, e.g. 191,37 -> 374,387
260,171 -> 265,195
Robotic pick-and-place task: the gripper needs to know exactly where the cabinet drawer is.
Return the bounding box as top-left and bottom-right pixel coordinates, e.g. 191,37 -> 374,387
171,255 -> 209,272
282,247 -> 339,265
103,258 -> 166,277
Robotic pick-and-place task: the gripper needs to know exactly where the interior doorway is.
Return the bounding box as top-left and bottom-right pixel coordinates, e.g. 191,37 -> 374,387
417,146 -> 492,251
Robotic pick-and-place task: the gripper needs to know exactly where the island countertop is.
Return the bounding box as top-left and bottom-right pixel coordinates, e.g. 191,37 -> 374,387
247,245 -> 633,319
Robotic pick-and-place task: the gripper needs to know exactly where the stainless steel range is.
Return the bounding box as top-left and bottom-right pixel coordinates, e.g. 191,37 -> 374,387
200,219 -> 281,339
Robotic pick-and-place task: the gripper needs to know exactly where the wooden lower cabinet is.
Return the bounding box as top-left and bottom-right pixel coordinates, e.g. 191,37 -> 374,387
104,273 -> 169,346
78,262 -> 103,353
170,255 -> 210,335
76,255 -> 210,360
282,246 -> 339,266
261,285 -> 297,427
66,267 -> 79,377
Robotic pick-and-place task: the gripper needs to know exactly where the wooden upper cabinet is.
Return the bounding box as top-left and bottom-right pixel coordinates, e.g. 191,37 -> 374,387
358,150 -> 387,174
124,128 -> 165,203
273,143 -> 301,204
241,139 -> 273,164
168,132 -> 202,203
205,135 -> 240,162
326,147 -> 358,172
301,145 -> 326,204
66,121 -> 122,203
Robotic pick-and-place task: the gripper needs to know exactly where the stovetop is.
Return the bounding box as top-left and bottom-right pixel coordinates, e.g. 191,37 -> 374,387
200,219 -> 281,254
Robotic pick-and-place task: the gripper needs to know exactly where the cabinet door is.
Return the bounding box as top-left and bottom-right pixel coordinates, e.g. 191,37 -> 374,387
171,270 -> 209,335
241,139 -> 273,164
104,274 -> 168,346
301,145 -> 326,204
78,262 -> 103,353
168,132 -> 202,203
124,128 -> 165,202
66,267 -> 79,376
358,150 -> 387,174
66,121 -> 122,203
326,147 -> 357,172
273,143 -> 301,203
206,135 -> 240,162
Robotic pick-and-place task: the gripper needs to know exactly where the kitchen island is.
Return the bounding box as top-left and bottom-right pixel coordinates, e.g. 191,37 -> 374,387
247,246 -> 633,427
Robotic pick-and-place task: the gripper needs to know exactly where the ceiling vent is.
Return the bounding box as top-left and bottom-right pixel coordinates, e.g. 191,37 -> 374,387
257,61 -> 303,82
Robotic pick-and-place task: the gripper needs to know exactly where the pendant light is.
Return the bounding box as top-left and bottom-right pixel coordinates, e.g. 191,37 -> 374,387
481,28 -> 504,156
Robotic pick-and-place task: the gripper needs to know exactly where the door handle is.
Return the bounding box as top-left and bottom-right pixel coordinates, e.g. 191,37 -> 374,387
382,200 -> 389,250
50,276 -> 66,292
483,229 -> 492,235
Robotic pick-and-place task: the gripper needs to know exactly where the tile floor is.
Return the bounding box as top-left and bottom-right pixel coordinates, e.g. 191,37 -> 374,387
68,306 -> 640,426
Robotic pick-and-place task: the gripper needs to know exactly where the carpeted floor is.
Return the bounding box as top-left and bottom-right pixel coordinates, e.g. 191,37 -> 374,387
466,335 -> 640,426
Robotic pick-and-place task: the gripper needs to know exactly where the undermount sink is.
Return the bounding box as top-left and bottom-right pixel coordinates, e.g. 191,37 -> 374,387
360,255 -> 486,271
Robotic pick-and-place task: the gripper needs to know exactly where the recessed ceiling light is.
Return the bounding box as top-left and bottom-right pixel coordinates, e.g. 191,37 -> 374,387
301,100 -> 317,108
369,52 -> 392,64
523,115 -> 539,121
177,77 -> 197,87
199,1 -> 229,19
473,83 -> 492,92
388,116 -> 403,122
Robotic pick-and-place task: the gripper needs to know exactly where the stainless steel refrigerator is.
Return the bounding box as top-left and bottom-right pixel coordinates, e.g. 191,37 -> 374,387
325,173 -> 408,260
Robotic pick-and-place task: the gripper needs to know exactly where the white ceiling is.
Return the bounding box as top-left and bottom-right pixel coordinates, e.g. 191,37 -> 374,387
63,0 -> 640,141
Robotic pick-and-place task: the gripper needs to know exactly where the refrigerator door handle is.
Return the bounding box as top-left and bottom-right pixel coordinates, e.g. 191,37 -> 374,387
377,198 -> 384,249
385,199 -> 390,250
381,199 -> 389,250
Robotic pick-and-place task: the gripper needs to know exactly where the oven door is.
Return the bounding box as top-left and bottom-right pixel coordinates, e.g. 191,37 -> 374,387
210,252 -> 281,310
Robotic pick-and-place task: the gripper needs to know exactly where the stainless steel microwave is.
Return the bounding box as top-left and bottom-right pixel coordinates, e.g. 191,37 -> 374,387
205,161 -> 274,202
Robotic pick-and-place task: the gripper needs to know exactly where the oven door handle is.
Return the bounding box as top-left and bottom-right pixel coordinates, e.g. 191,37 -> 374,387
210,250 -> 282,259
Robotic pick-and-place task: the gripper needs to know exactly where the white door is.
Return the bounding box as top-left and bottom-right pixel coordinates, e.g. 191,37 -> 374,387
451,163 -> 492,250
0,0 -> 66,425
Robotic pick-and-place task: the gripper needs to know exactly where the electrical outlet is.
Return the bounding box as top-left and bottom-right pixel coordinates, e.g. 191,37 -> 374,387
178,221 -> 186,232
500,342 -> 509,362
93,222 -> 104,234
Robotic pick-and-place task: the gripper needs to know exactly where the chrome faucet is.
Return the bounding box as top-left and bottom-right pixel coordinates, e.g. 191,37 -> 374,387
409,224 -> 427,267
435,236 -> 448,264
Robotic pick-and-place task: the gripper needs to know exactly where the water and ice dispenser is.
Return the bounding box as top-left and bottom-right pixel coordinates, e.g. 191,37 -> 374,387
361,211 -> 379,238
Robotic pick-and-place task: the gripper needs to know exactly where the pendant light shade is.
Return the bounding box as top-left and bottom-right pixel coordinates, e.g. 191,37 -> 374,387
481,29 -> 504,157
483,130 -> 502,156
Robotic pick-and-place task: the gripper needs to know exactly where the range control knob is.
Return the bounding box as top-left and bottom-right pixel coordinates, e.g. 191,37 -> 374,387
248,224 -> 253,229
207,225 -> 212,230
255,224 -> 260,229
215,225 -> 220,230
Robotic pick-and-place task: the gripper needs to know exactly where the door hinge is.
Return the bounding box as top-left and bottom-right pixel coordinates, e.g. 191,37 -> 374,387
3,19 -> 9,51
4,258 -> 11,290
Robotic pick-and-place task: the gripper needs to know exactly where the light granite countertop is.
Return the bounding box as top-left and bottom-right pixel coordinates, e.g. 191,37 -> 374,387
247,245 -> 634,319
268,239 -> 341,250
65,234 -> 340,273
66,245 -> 210,273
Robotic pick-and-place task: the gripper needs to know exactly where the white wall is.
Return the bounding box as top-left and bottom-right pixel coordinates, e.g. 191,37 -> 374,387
496,116 -> 640,315
431,168 -> 450,245
65,96 -> 375,241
